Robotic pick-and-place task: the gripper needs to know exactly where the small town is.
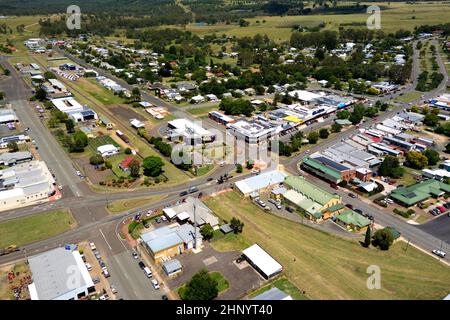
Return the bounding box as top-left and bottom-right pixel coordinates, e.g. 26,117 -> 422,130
0,0 -> 450,308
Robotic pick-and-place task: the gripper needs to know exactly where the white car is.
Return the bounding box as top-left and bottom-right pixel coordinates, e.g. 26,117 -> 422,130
110,285 -> 118,294
85,263 -> 92,272
89,242 -> 97,251
146,210 -> 153,217
151,279 -> 160,290
76,170 -> 82,177
432,249 -> 446,258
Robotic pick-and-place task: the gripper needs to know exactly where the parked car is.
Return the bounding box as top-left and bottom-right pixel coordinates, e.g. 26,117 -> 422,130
99,261 -> 106,269
146,210 -> 153,217
348,193 -> 357,199
144,267 -> 152,278
345,204 -> 354,209
155,217 -> 162,224
286,206 -> 295,213
110,285 -> 118,294
188,186 -> 199,193
102,269 -> 110,278
143,220 -> 150,228
161,295 -> 168,300
132,251 -> 139,259
207,177 -> 213,182
85,263 -> 92,272
438,206 -> 446,213
354,209 -> 363,214
138,261 -> 146,270
443,203 -> 450,209
89,242 -> 96,251
432,249 -> 446,258
94,251 -> 101,260
330,183 -> 338,190
264,206 -> 271,211
275,203 -> 282,210
151,279 -> 160,290
179,191 -> 188,197
92,276 -> 100,284
268,198 -> 276,205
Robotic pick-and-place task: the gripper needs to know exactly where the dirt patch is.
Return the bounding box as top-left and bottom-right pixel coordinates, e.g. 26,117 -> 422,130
73,156 -> 111,184
110,105 -> 146,122
0,262 -> 32,300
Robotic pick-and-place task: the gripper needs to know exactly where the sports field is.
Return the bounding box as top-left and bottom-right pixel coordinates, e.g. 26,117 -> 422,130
204,191 -> 450,300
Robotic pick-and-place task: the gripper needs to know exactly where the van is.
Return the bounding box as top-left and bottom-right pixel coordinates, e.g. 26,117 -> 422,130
144,267 -> 152,278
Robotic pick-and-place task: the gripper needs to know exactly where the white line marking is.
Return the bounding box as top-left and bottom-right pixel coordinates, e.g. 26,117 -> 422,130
99,228 -> 112,251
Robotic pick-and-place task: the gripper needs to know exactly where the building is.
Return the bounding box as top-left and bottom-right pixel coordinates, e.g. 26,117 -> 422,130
162,259 -> 183,277
390,180 -> 450,207
51,97 -> 98,122
41,79 -> 71,99
301,156 -> 354,184
242,244 -> 282,279
335,210 -> 371,232
429,94 -> 450,111
422,168 -> 450,181
162,197 -> 219,228
28,247 -> 95,300
119,156 -> 138,172
227,120 -> 276,144
0,134 -> 30,149
208,111 -> 236,125
282,176 -> 342,222
0,108 -> 19,124
252,287 -> 293,300
167,119 -> 215,145
235,170 -> 287,197
0,151 -> 33,166
140,224 -> 202,263
0,161 -> 56,212
97,144 -> 119,157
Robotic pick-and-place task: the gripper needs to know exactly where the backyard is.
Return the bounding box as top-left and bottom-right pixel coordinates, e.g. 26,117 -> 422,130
204,191 -> 450,300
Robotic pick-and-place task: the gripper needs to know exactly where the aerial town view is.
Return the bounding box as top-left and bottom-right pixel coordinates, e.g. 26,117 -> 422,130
0,0 -> 450,309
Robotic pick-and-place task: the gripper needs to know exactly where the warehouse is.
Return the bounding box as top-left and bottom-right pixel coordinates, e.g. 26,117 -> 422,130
234,170 -> 287,196
28,247 -> 95,300
0,108 -> 19,124
51,97 -> 98,122
242,244 -> 282,279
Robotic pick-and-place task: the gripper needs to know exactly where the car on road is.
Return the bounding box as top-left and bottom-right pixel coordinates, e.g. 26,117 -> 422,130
89,242 -> 97,251
76,170 -> 82,177
286,206 -> 295,213
151,279 -> 160,290
354,209 -> 363,214
179,191 -> 188,197
110,284 -> 118,294
102,268 -> 110,278
94,251 -> 101,260
348,193 -> 357,199
144,267 -> 153,278
132,251 -> 139,259
345,204 -> 354,209
99,260 -> 106,269
138,261 -> 146,270
188,186 -> 198,193
206,177 -> 213,182
162,295 -> 168,300
432,249 -> 446,258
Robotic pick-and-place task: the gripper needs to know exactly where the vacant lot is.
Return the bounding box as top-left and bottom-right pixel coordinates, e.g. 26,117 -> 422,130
204,191 -> 450,299
0,262 -> 31,300
0,209 -> 76,249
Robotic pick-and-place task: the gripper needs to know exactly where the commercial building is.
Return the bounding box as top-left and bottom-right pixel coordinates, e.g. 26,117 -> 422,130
283,175 -> 342,222
97,144 -> 120,157
429,94 -> 450,111
390,180 -> 450,207
335,210 -> 371,232
301,156 -> 354,184
252,287 -> 293,300
0,151 -> 33,166
227,120 -> 276,144
140,224 -> 202,263
28,247 -> 95,300
0,160 -> 56,212
422,168 -> 450,181
162,197 -> 219,228
235,170 -> 287,197
162,259 -> 183,277
208,111 -> 236,125
242,244 -> 282,279
50,97 -> 98,122
0,134 -> 30,149
167,119 -> 215,145
0,108 -> 19,124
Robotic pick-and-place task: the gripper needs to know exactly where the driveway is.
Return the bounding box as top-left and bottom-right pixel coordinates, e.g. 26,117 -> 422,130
165,244 -> 263,300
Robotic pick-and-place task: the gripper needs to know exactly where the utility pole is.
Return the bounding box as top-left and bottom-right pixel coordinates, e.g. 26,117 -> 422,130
405,239 -> 410,253
193,199 -> 197,250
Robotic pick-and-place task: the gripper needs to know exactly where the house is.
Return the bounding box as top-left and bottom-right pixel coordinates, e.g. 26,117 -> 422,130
282,176 -> 342,222
119,157 -> 138,172
27,247 -> 95,300
252,287 -> 293,300
242,244 -> 282,279
191,95 -> 205,104
140,224 -> 202,263
234,170 -> 287,197
162,197 -> 219,228
97,144 -> 119,157
390,180 -> 450,207
0,151 -> 33,166
335,210 -> 371,232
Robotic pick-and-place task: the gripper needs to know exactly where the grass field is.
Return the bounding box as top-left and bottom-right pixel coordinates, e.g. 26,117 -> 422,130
395,91 -> 422,103
210,271 -> 230,293
210,230 -> 252,252
248,276 -> 308,300
107,194 -> 168,214
0,209 -> 75,249
204,191 -> 450,300
187,105 -> 219,116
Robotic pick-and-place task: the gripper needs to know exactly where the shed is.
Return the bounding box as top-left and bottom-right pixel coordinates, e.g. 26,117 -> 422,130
242,244 -> 282,279
162,259 -> 183,276
220,224 -> 233,234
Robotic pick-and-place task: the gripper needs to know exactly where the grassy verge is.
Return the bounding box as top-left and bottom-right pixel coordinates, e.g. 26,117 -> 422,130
210,271 -> 230,293
0,209 -> 75,249
204,191 -> 450,300
248,276 -> 308,300
107,194 -> 168,214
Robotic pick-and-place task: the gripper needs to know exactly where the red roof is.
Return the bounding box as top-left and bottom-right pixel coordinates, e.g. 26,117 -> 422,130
120,156 -> 138,169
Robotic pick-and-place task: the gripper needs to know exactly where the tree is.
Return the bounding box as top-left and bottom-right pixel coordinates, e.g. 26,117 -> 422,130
124,147 -> 132,155
364,226 -> 371,248
230,217 -> 244,234
34,88 -> 47,101
336,110 -> 350,119
200,224 -> 214,241
423,113 -> 440,127
129,159 -> 140,177
7,141 -> 19,152
379,155 -> 404,178
331,123 -> 342,133
44,71 -> 56,80
142,156 -> 164,177
445,142 -> 450,153
319,128 -> 329,139
307,131 -> 319,144
236,164 -> 243,173
180,269 -> 218,300
246,160 -> 254,170
65,119 -> 75,133
423,149 -> 440,166
70,131 -> 88,153
372,228 -> 394,250
406,151 -> 428,169
89,154 -> 104,165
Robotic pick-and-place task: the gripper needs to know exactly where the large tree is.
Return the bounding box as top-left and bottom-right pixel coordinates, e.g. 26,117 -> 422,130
406,151 -> 428,169
230,217 -> 244,234
142,156 -> 164,177
423,149 -> 440,166
372,228 -> 394,251
379,155 -> 403,178
180,269 -> 218,300
128,159 -> 140,178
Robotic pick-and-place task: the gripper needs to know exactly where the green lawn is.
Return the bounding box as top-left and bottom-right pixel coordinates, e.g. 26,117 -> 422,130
397,165 -> 421,187
204,191 -> 450,300
248,277 -> 308,300
395,91 -> 422,103
210,230 -> 252,252
107,194 -> 167,214
209,271 -> 230,293
187,105 -> 218,116
195,164 -> 214,177
0,209 -> 76,249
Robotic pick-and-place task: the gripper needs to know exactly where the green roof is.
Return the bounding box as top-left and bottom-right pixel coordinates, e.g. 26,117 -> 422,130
285,175 -> 341,205
390,180 -> 450,206
336,210 -> 371,228
302,157 -> 341,180
325,204 -> 346,212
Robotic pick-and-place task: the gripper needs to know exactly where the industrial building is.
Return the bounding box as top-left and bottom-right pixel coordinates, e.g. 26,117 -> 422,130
0,151 -> 33,166
50,97 -> 98,122
234,170 -> 287,197
242,244 -> 283,279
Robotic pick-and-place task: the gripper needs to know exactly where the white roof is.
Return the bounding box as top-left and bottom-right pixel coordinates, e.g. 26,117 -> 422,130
243,244 -> 282,278
51,97 -> 84,114
235,170 -> 286,194
0,188 -> 24,201
176,211 -> 190,221
130,118 -> 145,128
97,144 -> 118,154
288,90 -> 321,101
163,208 -> 177,219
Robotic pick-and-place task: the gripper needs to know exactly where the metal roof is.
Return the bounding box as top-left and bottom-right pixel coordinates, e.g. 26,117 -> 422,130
252,287 -> 292,300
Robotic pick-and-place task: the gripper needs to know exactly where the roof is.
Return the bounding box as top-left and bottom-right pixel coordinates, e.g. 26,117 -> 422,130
162,197 -> 218,227
235,170 -> 287,194
120,156 -> 138,169
252,287 -> 293,300
284,176 -> 340,205
220,224 -> 233,234
140,226 -> 184,254
162,259 -> 182,275
177,211 -> 190,221
390,180 -> 450,206
283,189 -> 322,218
325,204 -> 345,212
97,144 -> 118,154
28,248 -> 93,300
0,151 -> 33,164
242,244 -> 282,278
302,157 -> 342,180
359,181 -> 378,192
336,210 -> 371,228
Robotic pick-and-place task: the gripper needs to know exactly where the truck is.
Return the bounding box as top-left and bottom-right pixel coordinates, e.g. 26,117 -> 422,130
116,130 -> 130,143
